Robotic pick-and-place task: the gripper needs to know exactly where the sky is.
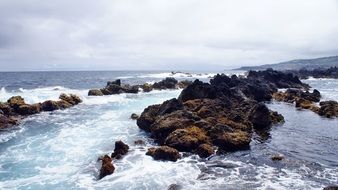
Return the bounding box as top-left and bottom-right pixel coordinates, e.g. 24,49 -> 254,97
0,0 -> 338,71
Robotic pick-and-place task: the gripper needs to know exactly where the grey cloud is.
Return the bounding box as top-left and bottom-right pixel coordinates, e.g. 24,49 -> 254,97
0,0 -> 338,71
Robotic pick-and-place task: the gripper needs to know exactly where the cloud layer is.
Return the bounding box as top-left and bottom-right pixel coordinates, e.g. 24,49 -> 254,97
1,0 -> 338,71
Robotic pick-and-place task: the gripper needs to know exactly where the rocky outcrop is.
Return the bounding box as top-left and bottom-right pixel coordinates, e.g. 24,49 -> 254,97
98,155 -> 115,179
137,69 -> 300,160
146,146 -> 181,161
273,88 -> 337,118
88,78 -> 192,96
290,66 -> 338,79
0,94 -> 82,129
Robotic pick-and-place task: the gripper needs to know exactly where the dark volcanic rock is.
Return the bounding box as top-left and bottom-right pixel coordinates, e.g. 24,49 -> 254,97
136,69 -> 310,160
111,141 -> 129,159
98,155 -> 115,179
130,113 -> 139,120
153,77 -> 178,90
323,186 -> 338,190
16,103 -> 42,115
146,146 -> 181,161
107,79 -> 121,86
178,80 -> 217,102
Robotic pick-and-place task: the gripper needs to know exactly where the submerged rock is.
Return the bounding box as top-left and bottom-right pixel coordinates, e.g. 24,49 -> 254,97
130,113 -> 139,120
146,146 -> 181,161
111,141 -> 129,159
271,154 -> 284,161
98,155 -> 115,179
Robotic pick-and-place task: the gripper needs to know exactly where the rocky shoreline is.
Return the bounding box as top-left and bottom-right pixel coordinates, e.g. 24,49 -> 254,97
0,93 -> 82,129
98,69 -> 338,180
88,77 -> 192,96
287,66 -> 338,79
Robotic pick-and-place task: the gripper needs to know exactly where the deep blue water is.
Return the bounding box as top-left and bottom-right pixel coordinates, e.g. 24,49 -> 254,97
0,71 -> 337,190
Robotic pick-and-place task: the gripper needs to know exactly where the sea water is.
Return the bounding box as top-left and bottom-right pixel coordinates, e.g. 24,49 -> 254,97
0,71 -> 337,190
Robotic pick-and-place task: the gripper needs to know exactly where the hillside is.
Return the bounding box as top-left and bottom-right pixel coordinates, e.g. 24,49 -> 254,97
237,55 -> 338,71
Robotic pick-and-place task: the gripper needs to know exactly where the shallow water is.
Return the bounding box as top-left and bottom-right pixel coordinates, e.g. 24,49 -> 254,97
0,71 -> 337,190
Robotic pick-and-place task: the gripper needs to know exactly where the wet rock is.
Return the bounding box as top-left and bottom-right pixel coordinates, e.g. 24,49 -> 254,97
41,100 -> 61,111
7,96 -> 25,109
323,186 -> 338,190
153,77 -> 178,90
137,104 -> 161,132
98,155 -> 115,179
146,146 -> 181,161
88,89 -> 104,96
141,83 -> 153,92
213,131 -> 251,152
271,154 -> 284,161
167,184 -> 183,190
249,103 -> 272,129
134,140 -> 145,146
270,111 -> 285,124
130,113 -> 139,120
178,80 -> 217,102
177,80 -> 192,89
295,98 -> 319,112
164,126 -> 209,152
158,98 -> 183,116
59,93 -> 82,105
111,141 -> 129,159
194,143 -> 214,158
16,103 -> 41,115
318,101 -> 338,118
107,79 -> 121,86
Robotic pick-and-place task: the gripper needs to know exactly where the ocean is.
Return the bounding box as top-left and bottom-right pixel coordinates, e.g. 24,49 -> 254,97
0,71 -> 337,190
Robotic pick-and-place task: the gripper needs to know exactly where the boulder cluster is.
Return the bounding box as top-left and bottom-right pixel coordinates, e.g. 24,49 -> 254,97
88,78 -> 192,96
136,69 -> 306,161
0,93 -> 82,129
98,140 -> 129,179
273,89 -> 338,118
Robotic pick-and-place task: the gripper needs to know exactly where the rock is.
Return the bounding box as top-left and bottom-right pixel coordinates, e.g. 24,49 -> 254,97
130,113 -> 139,120
98,155 -> 115,179
270,111 -> 285,124
167,184 -> 183,190
177,80 -> 192,89
153,77 -> 178,90
59,93 -> 82,105
323,186 -> 338,190
41,100 -> 61,111
111,141 -> 129,159
271,154 -> 284,161
137,104 -> 161,132
146,146 -> 181,161
141,83 -> 153,92
318,101 -> 338,118
194,143 -> 214,158
158,98 -> 183,116
107,79 -> 121,86
16,103 -> 41,115
213,131 -> 251,152
164,126 -> 209,152
88,89 -> 104,96
249,103 -> 272,129
134,140 -> 145,146
7,96 -> 25,109
178,80 -> 217,102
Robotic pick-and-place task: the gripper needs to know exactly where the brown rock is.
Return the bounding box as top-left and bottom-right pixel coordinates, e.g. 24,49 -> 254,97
16,103 -> 41,115
88,89 -> 104,96
146,146 -> 181,161
194,143 -> 214,158
7,96 -> 25,108
318,101 -> 338,118
141,83 -> 153,92
213,131 -> 251,152
99,155 -> 115,179
111,141 -> 129,159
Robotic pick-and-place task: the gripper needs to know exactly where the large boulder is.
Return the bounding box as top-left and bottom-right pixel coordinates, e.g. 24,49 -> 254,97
249,103 -> 272,129
59,93 -> 82,105
213,131 -> 251,152
16,103 -> 42,115
7,96 -> 25,109
107,79 -> 121,86
146,146 -> 181,161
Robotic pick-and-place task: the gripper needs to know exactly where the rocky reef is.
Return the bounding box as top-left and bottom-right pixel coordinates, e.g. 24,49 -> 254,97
88,78 -> 192,96
289,67 -> 338,79
136,69 -> 308,161
0,93 -> 82,129
273,89 -> 338,118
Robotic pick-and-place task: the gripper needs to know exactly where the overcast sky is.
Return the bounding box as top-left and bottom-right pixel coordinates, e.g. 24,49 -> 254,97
0,0 -> 338,71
